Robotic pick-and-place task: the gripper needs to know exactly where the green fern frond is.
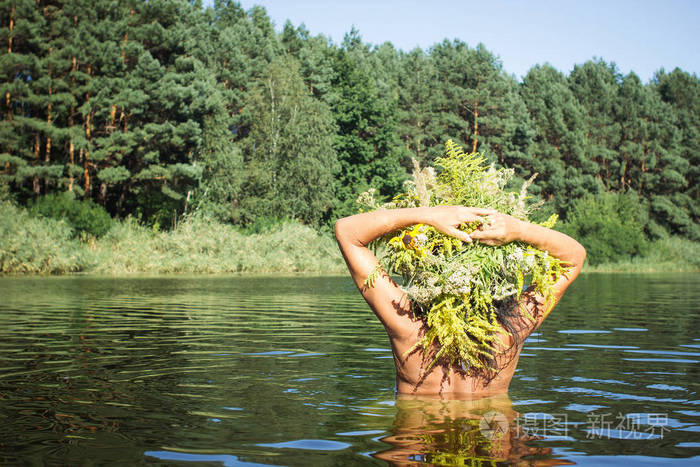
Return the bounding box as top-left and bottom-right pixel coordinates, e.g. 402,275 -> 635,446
363,264 -> 383,288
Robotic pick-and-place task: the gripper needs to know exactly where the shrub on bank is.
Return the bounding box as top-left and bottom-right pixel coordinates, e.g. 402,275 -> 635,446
2,200 -> 697,275
0,201 -> 90,273
584,236 -> 700,272
559,191 -> 649,265
2,200 -> 344,275
28,193 -> 114,238
88,215 -> 345,274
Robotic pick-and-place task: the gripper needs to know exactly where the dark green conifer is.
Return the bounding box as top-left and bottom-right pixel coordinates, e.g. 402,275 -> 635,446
328,36 -> 406,219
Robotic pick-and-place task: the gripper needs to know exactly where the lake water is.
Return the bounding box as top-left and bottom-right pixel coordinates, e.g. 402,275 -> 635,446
0,274 -> 699,466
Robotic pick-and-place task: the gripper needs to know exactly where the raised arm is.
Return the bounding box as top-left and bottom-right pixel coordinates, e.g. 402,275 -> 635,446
469,212 -> 586,328
334,206 -> 492,339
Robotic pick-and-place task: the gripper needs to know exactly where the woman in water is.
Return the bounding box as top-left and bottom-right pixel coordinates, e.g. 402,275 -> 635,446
335,205 -> 586,396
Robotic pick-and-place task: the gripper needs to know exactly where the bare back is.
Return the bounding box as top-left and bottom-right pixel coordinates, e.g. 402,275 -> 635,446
362,274 -> 543,396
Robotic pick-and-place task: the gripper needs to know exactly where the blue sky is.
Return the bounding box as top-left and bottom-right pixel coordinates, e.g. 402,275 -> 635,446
205,0 -> 699,83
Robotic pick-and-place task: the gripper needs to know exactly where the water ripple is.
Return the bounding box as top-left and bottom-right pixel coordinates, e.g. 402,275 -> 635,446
1,274 -> 699,465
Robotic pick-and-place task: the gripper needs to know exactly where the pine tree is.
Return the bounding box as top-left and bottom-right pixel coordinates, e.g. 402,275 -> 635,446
615,72 -> 690,237
328,38 -> 406,219
94,0 -> 210,225
0,0 -> 48,198
397,47 -> 442,165
654,68 -> 700,239
430,41 -> 533,169
296,34 -> 336,102
181,1 -> 244,222
568,60 -> 622,190
280,21 -> 336,102
520,64 -> 591,212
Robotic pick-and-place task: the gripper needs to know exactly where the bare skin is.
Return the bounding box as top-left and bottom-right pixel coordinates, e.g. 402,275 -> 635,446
335,206 -> 586,396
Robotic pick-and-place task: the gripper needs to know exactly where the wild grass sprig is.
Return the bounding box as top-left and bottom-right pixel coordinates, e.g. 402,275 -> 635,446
359,140 -> 570,373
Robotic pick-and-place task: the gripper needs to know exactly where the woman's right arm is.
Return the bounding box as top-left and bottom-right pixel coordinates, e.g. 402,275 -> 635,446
469,212 -> 586,330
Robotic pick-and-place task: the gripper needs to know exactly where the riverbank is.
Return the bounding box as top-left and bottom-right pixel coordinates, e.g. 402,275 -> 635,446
0,201 -> 345,275
2,201 -> 698,275
582,236 -> 700,273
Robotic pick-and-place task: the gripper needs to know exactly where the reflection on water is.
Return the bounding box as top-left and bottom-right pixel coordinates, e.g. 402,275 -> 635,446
375,394 -> 571,466
0,274 -> 699,465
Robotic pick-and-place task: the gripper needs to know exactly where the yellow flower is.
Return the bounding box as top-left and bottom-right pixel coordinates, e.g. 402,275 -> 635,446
390,224 -> 428,257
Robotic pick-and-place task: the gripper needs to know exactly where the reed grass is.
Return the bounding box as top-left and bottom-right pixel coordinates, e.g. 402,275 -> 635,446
0,201 -> 90,274
89,216 -> 345,274
2,201 -> 697,275
583,237 -> 700,273
1,202 -> 345,275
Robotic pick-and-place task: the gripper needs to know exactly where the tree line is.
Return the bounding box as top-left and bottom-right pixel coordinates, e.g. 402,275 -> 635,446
1,0 -> 698,242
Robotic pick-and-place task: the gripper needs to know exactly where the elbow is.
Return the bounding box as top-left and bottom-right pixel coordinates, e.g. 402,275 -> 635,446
335,216 -> 363,247
573,242 -> 587,271
334,217 -> 350,243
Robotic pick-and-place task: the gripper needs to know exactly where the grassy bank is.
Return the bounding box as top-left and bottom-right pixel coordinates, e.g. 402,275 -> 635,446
582,236 -> 700,273
89,217 -> 345,274
1,201 -> 345,275
1,201 -> 90,273
2,201 -> 698,275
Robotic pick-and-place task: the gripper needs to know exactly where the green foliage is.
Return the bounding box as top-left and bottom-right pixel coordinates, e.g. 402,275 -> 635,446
520,64 -> 590,212
568,60 -> 622,191
0,201 -> 343,275
0,0 -> 697,270
90,215 -> 344,274
239,56 -> 338,227
0,201 -> 90,273
396,48 -> 442,165
584,236 -> 700,272
0,181 -> 12,202
653,68 -> 700,237
240,215 -> 291,235
28,193 -> 114,237
429,41 -> 534,167
558,191 -> 648,265
328,42 -> 407,219
360,141 -> 569,373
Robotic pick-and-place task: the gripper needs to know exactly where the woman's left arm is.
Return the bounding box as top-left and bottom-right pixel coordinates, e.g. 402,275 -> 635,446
335,206 -> 492,340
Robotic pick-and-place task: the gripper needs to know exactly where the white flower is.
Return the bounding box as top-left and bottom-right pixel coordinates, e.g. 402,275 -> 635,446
492,282 -> 517,301
524,254 -> 536,270
425,274 -> 439,288
404,284 -> 441,305
508,247 -> 524,263
443,265 -> 473,296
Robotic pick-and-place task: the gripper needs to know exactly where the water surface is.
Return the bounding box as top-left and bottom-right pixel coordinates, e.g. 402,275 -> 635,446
0,274 -> 698,465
